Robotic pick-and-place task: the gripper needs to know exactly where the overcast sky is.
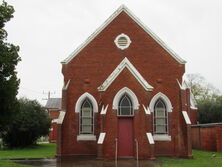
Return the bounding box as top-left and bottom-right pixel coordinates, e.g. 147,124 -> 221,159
4,0 -> 222,104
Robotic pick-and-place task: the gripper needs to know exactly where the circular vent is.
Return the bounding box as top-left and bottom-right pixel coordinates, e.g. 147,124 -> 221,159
114,33 -> 131,50
118,36 -> 128,47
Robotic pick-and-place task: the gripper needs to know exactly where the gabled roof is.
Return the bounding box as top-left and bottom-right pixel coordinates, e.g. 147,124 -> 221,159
61,5 -> 186,64
97,57 -> 153,91
45,98 -> 61,109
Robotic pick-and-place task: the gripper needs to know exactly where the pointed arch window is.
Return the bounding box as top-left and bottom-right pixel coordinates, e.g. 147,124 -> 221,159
154,99 -> 168,134
80,98 -> 93,134
118,94 -> 133,116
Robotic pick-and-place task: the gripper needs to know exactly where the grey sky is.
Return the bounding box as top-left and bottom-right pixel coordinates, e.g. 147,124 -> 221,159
4,0 -> 222,104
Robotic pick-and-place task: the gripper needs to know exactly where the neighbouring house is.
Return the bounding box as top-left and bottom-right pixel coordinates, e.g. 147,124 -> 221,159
57,5 -> 197,159
45,98 -> 61,142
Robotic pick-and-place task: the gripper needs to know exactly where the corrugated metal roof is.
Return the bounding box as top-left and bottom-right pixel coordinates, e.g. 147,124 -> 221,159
45,98 -> 61,109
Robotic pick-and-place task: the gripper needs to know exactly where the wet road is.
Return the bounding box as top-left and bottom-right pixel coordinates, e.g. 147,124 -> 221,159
14,158 -> 160,167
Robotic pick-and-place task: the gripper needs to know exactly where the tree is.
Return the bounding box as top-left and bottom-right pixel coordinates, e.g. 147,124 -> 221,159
0,1 -> 21,132
2,98 -> 51,148
186,73 -> 220,102
198,96 -> 222,124
186,73 -> 222,123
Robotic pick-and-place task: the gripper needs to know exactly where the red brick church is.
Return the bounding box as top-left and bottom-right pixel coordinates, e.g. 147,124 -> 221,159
56,5 -> 197,159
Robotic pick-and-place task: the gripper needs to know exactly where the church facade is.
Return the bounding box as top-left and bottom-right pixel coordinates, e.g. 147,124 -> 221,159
57,5 -> 197,159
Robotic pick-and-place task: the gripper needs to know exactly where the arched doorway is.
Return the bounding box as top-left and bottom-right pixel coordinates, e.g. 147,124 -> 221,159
118,94 -> 134,158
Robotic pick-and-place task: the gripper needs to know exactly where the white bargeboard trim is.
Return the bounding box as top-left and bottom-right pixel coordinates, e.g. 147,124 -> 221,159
61,5 -> 186,64
98,57 -> 153,91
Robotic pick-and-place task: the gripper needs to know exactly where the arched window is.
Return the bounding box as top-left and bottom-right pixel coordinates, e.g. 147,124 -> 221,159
154,99 -> 168,134
80,98 -> 93,134
118,94 -> 133,115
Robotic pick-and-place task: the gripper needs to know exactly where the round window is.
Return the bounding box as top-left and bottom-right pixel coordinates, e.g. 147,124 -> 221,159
114,33 -> 131,50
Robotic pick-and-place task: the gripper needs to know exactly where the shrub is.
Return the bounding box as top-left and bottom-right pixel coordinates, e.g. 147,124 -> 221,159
2,98 -> 51,148
198,96 -> 222,123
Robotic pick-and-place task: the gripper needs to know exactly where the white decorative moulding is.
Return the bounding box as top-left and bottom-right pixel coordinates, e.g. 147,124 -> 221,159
100,104 -> 109,115
143,104 -> 151,115
153,134 -> 171,141
98,58 -> 153,92
77,134 -> 96,141
114,33 -> 131,50
146,133 -> 155,144
182,111 -> 191,125
97,133 -> 106,144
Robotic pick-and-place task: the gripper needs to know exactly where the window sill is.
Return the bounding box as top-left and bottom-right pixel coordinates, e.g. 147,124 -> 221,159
153,134 -> 171,141
117,115 -> 134,118
77,134 -> 96,141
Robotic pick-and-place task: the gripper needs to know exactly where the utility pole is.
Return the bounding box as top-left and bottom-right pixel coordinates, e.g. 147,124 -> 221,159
42,91 -> 55,101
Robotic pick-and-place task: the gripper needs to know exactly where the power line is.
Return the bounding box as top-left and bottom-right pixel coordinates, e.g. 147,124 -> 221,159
42,91 -> 56,100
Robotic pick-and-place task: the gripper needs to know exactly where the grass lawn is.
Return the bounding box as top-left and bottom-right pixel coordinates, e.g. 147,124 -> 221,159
0,143 -> 56,159
158,150 -> 222,167
0,161 -> 33,167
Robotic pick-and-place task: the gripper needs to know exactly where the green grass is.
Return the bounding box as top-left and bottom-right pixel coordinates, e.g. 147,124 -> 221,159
158,150 -> 222,167
0,161 -> 33,167
0,143 -> 56,159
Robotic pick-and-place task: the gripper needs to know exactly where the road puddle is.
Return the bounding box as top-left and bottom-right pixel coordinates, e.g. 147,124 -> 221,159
14,158 -> 160,167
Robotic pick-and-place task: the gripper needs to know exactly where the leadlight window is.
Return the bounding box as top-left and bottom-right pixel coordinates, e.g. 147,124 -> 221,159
118,94 -> 133,116
80,98 -> 93,134
154,99 -> 168,134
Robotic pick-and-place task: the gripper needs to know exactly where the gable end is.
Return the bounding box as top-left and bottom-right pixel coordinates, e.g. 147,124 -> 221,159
61,5 -> 186,65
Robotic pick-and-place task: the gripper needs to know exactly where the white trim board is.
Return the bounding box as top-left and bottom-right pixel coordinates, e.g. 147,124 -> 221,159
153,135 -> 171,141
100,105 -> 109,115
57,110 -> 66,124
77,135 -> 96,141
182,111 -> 191,125
61,5 -> 186,64
143,105 -> 151,115
146,133 -> 155,144
62,79 -> 70,90
97,133 -> 106,144
98,57 -> 153,91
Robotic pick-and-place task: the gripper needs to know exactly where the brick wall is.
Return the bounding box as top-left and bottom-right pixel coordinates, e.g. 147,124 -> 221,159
191,124 -> 222,152
58,10 -> 192,159
48,109 -> 60,142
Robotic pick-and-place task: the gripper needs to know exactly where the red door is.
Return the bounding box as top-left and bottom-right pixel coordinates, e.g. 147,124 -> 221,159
118,118 -> 134,158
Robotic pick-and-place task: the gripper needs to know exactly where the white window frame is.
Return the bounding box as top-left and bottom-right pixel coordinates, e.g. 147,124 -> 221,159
149,92 -> 172,141
118,93 -> 134,116
153,99 -> 168,134
75,92 -> 98,141
113,87 -> 139,110
80,98 -> 94,135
